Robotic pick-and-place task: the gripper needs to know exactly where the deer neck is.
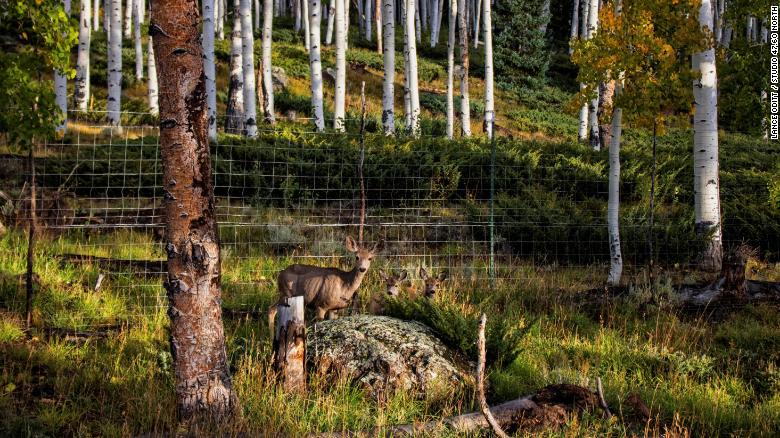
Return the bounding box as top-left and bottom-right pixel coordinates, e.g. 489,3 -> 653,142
342,266 -> 367,298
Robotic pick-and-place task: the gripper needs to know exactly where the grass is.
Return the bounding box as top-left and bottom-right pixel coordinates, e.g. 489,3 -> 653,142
1,226 -> 779,436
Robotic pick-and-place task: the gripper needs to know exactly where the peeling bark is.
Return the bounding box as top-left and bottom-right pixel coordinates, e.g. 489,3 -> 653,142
151,0 -> 237,421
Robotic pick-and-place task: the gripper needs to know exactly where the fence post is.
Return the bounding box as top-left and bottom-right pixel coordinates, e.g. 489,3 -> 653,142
26,146 -> 37,328
273,296 -> 306,392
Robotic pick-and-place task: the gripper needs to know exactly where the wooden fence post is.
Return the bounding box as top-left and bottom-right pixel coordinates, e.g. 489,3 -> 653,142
273,296 -> 306,392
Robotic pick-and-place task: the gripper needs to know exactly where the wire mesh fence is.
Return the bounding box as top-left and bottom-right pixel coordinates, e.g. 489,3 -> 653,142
2,111 -> 779,328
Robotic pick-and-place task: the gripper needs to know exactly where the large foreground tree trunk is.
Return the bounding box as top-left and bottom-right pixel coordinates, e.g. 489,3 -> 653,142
150,0 -> 237,421
692,0 -> 722,271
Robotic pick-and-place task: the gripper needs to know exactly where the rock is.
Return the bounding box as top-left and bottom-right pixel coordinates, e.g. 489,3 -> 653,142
271,66 -> 288,92
307,315 -> 474,399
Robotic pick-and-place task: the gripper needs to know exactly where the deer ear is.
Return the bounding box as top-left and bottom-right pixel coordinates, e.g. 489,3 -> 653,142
398,270 -> 408,281
373,239 -> 385,253
345,235 -> 358,252
437,272 -> 448,282
378,269 -> 388,281
419,267 -> 428,280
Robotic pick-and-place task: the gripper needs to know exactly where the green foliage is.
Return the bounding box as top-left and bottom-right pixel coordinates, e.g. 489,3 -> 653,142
493,0 -> 551,86
345,48 -> 445,82
419,92 -> 484,117
571,0 -> 708,129
0,0 -> 78,146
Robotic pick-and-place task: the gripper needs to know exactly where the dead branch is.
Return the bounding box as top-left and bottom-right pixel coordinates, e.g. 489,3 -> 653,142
477,313 -> 510,438
596,377 -> 612,419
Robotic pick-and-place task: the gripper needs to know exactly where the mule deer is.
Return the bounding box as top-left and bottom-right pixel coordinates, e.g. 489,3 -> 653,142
268,236 -> 384,332
370,270 -> 408,315
419,267 -> 448,298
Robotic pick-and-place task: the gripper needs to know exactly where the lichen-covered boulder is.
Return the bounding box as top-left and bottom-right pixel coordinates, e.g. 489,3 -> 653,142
307,315 -> 474,399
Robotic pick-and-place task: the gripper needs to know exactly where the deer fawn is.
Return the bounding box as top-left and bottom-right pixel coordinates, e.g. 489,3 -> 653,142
268,236 -> 384,332
370,270 -> 408,315
419,267 -> 448,298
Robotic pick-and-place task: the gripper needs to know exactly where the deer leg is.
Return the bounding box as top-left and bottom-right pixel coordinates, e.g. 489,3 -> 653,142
327,309 -> 340,320
267,304 -> 278,339
315,306 -> 327,321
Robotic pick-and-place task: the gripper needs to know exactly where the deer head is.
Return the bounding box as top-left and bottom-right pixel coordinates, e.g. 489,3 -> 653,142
379,269 -> 408,297
419,267 -> 447,298
345,235 -> 385,274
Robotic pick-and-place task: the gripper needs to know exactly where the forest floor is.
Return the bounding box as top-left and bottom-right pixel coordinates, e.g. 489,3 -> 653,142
1,226 -> 780,436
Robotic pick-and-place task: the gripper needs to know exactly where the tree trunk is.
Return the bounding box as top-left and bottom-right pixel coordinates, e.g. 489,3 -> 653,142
405,0 -> 420,136
309,0 -> 326,131
375,0 -> 382,52
226,0 -> 244,133
262,0 -> 276,124
134,0 -> 144,80
108,0 -> 123,126
273,296 -> 306,392
429,0 -> 439,47
381,0 -> 395,135
124,0 -> 132,38
569,0 -> 578,55
255,0 -> 261,30
216,0 -> 225,40
241,0 -> 259,137
150,0 -> 237,421
147,36 -> 159,116
482,0 -> 493,139
607,87 -> 623,286
55,0 -> 71,134
457,0 -> 470,137
598,80 -> 615,148
104,0 -> 111,35
334,0 -> 347,131
325,0 -> 334,43
75,0 -> 92,111
94,0 -> 101,31
364,0 -> 372,40
472,0 -> 480,49
446,0 -> 456,139
414,0 -> 421,43
303,0 -> 311,51
402,0 -> 411,128
203,0 -> 217,139
577,0 -> 588,142
538,0 -> 550,34
586,0 -> 600,150
692,0 -> 722,272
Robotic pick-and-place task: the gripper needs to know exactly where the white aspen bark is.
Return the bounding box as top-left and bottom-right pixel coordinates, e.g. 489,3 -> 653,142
721,26 -> 732,48
586,0 -> 600,150
569,0 -> 579,54
134,0 -> 143,80
344,0 -> 350,49
414,0 -> 421,43
607,94 -> 623,285
226,0 -> 244,133
406,0 -> 420,136
124,0 -> 132,38
482,0 -> 493,139
381,0 -> 394,135
364,0 -> 372,40
55,0 -> 71,134
714,0 -> 723,45
457,0 -> 470,137
147,36 -> 159,116
303,0 -> 311,51
309,0 -> 326,131
108,0 -> 122,126
254,0 -> 261,30
692,0 -> 722,271
104,0 -> 111,35
241,0 -> 258,137
93,0 -> 101,30
375,0 -> 382,53
217,0 -> 225,40
446,0 -> 456,139
429,0 -> 439,47
420,0 -> 426,32
577,0 -> 588,142
538,0 -> 550,34
262,0 -> 275,124
75,0 -> 92,111
473,0 -> 480,49
402,0 -> 411,128
323,0 -> 332,42
203,0 -> 217,139
139,0 -> 144,24
358,0 -> 364,35
334,0 -> 346,131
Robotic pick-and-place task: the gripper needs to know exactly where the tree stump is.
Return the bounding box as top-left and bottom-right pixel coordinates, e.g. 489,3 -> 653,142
273,296 -> 306,392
